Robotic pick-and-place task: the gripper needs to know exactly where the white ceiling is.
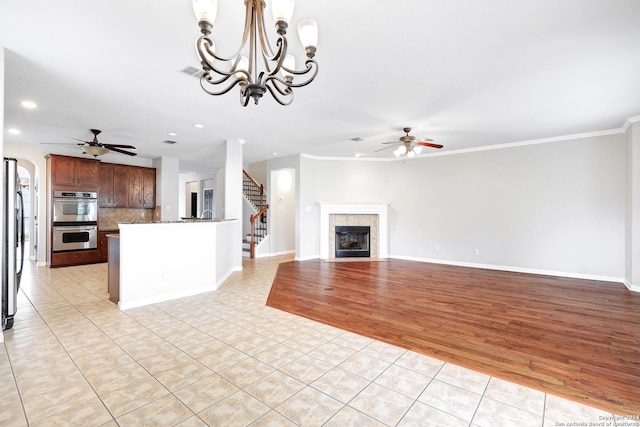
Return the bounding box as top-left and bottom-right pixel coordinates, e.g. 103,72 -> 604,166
2,0 -> 640,174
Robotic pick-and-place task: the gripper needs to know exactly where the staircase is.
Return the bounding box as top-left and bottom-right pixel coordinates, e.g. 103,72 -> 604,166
243,170 -> 268,258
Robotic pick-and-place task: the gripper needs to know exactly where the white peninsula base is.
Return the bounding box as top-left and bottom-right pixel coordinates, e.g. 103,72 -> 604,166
117,220 -> 239,310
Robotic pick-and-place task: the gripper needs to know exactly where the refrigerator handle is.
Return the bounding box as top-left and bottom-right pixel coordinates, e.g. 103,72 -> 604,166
17,189 -> 25,282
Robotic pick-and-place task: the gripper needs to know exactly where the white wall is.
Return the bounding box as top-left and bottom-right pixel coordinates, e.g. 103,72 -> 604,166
245,161 -> 267,187
295,133 -> 626,281
270,168 -> 296,255
216,168 -> 225,218
388,134 -> 625,280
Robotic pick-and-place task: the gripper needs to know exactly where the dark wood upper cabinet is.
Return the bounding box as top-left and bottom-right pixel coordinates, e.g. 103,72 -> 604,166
98,163 -> 113,206
98,162 -> 154,208
113,165 -> 130,207
128,167 -> 143,208
49,154 -> 99,190
142,167 -> 156,208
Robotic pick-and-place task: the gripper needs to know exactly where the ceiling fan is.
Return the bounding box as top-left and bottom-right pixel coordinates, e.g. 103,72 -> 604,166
42,129 -> 137,157
375,127 -> 443,158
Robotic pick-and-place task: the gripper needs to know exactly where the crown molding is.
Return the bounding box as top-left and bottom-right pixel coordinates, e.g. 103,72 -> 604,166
300,116 -> 639,162
623,115 -> 640,132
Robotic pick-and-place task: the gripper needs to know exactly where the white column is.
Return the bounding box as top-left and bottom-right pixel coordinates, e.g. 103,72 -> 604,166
626,118 -> 640,292
225,139 -> 244,271
152,156 -> 180,221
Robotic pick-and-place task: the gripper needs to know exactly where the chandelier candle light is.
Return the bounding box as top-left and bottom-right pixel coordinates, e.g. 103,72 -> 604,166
192,0 -> 319,106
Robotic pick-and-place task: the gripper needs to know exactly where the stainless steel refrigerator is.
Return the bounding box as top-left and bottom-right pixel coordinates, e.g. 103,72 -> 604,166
2,157 -> 25,330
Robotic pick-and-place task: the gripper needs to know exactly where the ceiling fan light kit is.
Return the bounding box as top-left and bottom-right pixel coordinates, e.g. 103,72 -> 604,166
377,127 -> 444,159
82,145 -> 110,157
192,0 -> 319,106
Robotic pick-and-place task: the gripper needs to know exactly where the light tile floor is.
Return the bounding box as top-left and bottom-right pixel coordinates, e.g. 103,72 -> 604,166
1,255 -> 637,427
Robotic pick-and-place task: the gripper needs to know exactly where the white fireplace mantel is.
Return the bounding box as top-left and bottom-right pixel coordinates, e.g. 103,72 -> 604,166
318,202 -> 389,259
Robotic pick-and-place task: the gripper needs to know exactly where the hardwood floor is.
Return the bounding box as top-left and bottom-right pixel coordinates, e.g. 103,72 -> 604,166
266,259 -> 640,415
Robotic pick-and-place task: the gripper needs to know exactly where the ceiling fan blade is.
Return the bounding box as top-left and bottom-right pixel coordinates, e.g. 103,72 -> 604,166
375,145 -> 399,153
382,141 -> 400,144
104,144 -> 136,149
418,138 -> 434,142
40,142 -> 82,145
417,142 -> 444,149
107,146 -> 137,156
67,137 -> 93,144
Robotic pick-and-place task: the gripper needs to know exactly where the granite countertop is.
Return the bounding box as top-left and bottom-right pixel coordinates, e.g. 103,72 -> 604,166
118,218 -> 235,225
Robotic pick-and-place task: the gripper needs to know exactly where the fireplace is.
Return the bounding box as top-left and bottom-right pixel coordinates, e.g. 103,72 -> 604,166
335,226 -> 370,258
319,202 -> 389,260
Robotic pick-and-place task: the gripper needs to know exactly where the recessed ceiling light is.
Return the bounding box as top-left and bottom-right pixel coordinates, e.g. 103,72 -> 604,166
168,132 -> 178,136
355,153 -> 363,158
194,124 -> 204,128
271,152 -> 278,156
20,100 -> 38,109
8,128 -> 21,135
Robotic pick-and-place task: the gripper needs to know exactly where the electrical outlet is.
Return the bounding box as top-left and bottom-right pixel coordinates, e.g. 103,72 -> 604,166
435,245 -> 440,252
475,249 -> 480,255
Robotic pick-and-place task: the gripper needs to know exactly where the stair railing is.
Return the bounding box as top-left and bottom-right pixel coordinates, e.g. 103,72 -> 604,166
243,170 -> 265,211
250,205 -> 269,258
243,170 -> 269,258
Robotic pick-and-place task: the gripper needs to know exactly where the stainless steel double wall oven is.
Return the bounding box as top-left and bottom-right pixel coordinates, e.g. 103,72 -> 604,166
52,191 -> 98,252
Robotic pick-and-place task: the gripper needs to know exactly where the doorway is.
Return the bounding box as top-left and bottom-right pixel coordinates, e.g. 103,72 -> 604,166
190,192 -> 197,218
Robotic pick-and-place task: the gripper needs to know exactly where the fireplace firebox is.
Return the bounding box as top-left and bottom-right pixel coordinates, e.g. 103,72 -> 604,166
335,226 -> 370,258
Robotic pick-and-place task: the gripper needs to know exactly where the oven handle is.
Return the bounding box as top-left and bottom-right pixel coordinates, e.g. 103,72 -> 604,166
54,225 -> 97,231
53,198 -> 97,203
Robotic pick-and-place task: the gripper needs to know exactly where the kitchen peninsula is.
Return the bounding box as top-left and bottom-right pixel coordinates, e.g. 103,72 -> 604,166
114,219 -> 238,310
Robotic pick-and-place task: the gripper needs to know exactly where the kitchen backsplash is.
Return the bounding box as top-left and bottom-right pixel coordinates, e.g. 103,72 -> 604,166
99,208 -> 154,230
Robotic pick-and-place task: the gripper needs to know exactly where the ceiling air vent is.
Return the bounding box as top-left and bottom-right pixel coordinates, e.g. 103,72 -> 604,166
179,66 -> 205,78
162,140 -> 177,145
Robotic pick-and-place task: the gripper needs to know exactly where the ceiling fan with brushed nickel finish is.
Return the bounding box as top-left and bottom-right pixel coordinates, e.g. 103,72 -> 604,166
41,129 -> 137,157
375,127 -> 443,158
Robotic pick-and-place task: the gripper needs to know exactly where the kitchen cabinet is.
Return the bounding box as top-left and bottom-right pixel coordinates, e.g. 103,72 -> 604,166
49,154 -> 99,190
141,167 -> 156,208
98,229 -> 119,262
108,235 -> 120,304
128,167 -> 143,208
98,163 -> 154,208
128,166 -> 156,208
51,249 -> 99,267
98,163 -> 129,207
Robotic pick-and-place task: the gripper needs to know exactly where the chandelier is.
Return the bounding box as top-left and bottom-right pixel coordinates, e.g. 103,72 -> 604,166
192,0 -> 319,106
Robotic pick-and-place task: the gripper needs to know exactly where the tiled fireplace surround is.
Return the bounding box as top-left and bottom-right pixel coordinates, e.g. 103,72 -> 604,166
319,203 -> 389,260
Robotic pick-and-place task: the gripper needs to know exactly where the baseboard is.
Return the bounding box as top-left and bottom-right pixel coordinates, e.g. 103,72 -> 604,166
623,280 -> 640,293
295,254 -> 320,261
118,284 -> 220,310
216,268 -> 236,287
390,255 -> 625,285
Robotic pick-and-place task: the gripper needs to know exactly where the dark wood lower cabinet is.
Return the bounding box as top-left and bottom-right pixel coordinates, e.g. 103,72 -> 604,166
51,250 -> 99,267
107,235 -> 120,304
98,230 -> 119,263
